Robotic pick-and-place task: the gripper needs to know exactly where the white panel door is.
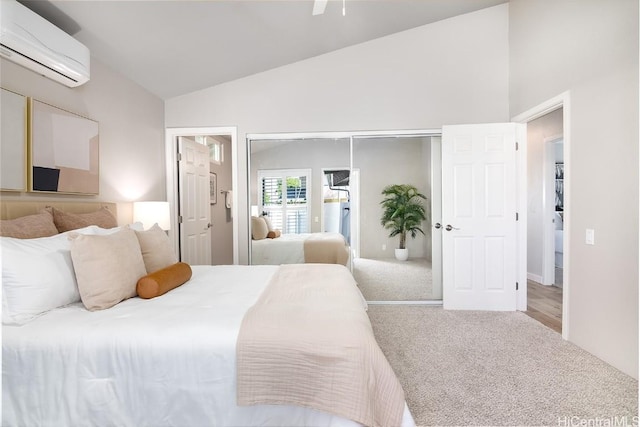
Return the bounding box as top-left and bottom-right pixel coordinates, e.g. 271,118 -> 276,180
442,123 -> 518,310
178,136 -> 211,265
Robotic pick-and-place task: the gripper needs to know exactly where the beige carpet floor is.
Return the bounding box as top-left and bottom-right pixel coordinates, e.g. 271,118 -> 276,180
367,305 -> 638,427
353,257 -> 433,301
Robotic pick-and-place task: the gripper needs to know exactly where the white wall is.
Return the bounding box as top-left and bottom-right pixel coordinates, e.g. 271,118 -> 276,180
166,4 -> 510,263
510,0 -> 639,379
526,109 -> 563,280
0,58 -> 166,224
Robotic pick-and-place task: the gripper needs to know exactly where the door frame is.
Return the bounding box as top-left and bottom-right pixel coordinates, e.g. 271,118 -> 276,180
512,91 -> 571,340
165,126 -> 239,265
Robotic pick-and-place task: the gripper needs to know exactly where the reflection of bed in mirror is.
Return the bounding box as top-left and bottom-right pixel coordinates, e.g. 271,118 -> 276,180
252,232 -> 350,266
249,137 -> 352,266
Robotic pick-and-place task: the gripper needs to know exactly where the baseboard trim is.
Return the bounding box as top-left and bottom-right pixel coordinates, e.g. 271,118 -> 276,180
527,273 -> 543,284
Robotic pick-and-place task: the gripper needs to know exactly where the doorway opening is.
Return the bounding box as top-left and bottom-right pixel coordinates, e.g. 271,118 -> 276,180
513,92 -> 570,337
524,109 -> 564,333
165,127 -> 239,265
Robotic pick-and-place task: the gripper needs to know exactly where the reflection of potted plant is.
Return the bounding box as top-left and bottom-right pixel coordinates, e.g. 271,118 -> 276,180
380,184 -> 427,261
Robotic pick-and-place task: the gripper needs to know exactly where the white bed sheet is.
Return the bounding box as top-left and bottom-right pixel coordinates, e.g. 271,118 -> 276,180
3,265 -> 414,427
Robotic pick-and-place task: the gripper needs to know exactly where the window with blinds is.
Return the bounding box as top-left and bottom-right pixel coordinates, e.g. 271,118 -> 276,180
258,169 -> 311,234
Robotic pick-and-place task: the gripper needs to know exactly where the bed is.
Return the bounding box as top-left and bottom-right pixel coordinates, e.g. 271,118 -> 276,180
1,201 -> 415,427
252,232 -> 350,266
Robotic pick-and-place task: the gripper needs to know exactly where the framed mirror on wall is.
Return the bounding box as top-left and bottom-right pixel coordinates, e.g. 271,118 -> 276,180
247,130 -> 443,303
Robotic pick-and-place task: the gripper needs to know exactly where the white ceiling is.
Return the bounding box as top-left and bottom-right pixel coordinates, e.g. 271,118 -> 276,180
20,0 -> 507,100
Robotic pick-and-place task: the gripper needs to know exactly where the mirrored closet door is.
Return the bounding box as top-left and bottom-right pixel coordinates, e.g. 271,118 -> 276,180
247,132 -> 442,302
352,135 -> 439,302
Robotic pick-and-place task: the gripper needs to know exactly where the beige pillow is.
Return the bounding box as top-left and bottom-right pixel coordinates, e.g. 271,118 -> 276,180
134,223 -> 178,274
69,228 -> 147,311
251,216 -> 269,240
52,206 -> 117,233
0,210 -> 58,238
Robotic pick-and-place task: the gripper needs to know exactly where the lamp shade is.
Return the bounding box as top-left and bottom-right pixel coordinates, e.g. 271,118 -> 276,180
133,201 -> 171,230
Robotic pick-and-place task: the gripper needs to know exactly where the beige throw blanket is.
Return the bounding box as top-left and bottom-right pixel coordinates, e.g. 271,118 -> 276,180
237,264 -> 405,427
303,232 -> 349,266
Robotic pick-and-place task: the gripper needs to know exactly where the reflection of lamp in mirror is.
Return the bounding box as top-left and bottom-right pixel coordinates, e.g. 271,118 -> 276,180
133,201 -> 171,230
251,205 -> 259,217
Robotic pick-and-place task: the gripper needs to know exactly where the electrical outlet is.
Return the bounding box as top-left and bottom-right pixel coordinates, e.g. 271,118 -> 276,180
382,244 -> 386,251
585,229 -> 595,245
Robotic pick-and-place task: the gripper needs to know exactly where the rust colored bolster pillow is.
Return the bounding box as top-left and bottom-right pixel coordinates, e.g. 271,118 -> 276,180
267,230 -> 282,239
137,262 -> 192,299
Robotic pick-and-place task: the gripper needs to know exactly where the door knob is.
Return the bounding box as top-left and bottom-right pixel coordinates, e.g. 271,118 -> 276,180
445,224 -> 460,231
206,222 -> 212,229
434,223 -> 442,229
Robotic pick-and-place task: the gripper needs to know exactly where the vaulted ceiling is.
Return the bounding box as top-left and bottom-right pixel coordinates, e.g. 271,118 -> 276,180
20,0 -> 507,99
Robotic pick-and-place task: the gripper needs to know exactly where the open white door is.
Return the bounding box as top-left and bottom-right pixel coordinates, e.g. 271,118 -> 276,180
178,136 -> 211,265
442,123 -> 519,310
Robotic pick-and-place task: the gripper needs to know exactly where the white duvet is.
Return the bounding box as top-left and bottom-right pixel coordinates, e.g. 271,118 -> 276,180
3,265 -> 414,427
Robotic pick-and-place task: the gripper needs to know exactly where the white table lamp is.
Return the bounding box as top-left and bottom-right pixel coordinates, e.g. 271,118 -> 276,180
133,201 -> 171,230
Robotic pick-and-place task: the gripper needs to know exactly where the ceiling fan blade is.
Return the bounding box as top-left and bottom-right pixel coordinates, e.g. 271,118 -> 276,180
312,0 -> 328,15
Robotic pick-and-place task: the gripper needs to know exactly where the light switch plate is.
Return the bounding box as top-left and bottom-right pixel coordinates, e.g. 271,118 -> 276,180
586,229 -> 595,245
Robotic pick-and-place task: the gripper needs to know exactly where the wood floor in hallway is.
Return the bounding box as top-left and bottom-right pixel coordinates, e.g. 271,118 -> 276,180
525,280 -> 563,333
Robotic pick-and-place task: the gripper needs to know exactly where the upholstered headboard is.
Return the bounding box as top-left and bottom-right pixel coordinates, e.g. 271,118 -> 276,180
0,201 -> 118,222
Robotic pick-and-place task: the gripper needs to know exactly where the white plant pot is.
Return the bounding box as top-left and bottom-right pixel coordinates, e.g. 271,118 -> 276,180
395,248 -> 409,261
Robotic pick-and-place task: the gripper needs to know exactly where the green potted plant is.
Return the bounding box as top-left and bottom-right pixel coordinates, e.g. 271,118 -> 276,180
380,184 -> 427,261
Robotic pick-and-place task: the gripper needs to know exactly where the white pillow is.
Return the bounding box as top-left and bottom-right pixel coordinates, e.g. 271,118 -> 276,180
1,228 -> 93,325
70,228 -> 147,311
92,222 -> 144,235
261,216 -> 275,232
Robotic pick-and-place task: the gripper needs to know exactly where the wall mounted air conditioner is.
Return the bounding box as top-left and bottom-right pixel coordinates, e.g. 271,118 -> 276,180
0,0 -> 90,87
